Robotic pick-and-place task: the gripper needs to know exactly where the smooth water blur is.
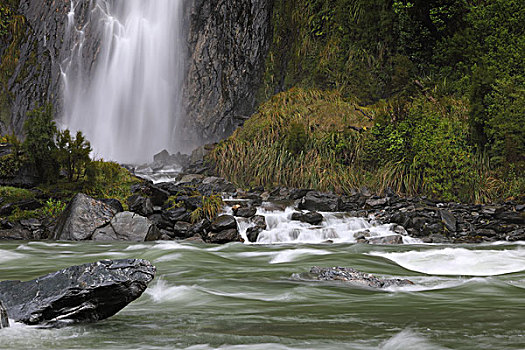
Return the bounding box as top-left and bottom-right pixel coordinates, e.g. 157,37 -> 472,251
62,0 -> 184,163
1,241 -> 524,349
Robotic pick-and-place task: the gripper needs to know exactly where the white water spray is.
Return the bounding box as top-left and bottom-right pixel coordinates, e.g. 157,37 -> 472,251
62,0 -> 184,163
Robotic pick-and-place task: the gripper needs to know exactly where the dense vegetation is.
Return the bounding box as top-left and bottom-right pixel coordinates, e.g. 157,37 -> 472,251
1,104 -> 141,222
214,0 -> 524,203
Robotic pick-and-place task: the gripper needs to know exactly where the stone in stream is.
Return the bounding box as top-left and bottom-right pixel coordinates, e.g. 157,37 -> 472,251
291,211 -> 324,225
367,235 -> 404,245
306,266 -> 414,289
0,300 -> 9,328
0,259 -> 156,327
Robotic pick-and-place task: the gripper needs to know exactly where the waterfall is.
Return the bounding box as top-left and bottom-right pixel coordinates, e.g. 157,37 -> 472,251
62,0 -> 184,164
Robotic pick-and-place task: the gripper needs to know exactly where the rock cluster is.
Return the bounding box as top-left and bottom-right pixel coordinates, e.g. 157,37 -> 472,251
305,266 -> 414,289
0,259 -> 155,327
1,167 -> 523,244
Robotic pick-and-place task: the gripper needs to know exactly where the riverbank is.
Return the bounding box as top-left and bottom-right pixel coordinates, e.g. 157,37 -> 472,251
1,161 -> 523,244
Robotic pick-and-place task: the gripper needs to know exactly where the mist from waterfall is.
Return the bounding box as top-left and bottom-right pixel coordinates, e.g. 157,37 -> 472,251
62,0 -> 184,164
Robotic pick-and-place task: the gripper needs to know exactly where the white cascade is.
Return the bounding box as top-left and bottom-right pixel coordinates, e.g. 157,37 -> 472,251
62,0 -> 184,163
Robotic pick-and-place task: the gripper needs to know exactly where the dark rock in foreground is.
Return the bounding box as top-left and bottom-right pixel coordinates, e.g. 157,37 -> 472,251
0,259 -> 156,327
306,266 -> 414,289
0,300 -> 9,328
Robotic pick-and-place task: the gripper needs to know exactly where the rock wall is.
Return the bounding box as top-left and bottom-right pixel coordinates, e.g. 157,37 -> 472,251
1,0 -> 93,136
181,0 -> 273,146
1,0 -> 273,149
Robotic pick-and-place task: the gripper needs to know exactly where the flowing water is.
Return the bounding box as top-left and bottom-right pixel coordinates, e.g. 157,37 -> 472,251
1,239 -> 524,349
62,0 -> 184,163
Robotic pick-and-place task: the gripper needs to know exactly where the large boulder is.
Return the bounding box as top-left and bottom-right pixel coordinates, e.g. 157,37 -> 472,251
0,300 -> 9,328
0,259 -> 156,326
306,266 -> 414,289
53,194 -> 117,241
92,212 -> 161,242
298,192 -> 341,212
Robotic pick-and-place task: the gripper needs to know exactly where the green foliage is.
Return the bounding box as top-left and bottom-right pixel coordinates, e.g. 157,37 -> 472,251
284,121 -> 307,154
56,129 -> 92,181
0,185 -> 34,203
191,194 -> 224,223
210,88 -> 372,193
22,104 -> 59,183
41,198 -> 66,218
0,153 -> 21,177
84,160 -> 141,208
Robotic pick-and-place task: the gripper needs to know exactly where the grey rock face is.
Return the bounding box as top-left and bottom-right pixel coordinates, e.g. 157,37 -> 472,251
0,259 -> 156,327
306,267 -> 414,289
53,193 -> 117,241
92,212 -> 161,242
0,300 -> 9,328
3,0 -> 94,135
181,0 -> 273,147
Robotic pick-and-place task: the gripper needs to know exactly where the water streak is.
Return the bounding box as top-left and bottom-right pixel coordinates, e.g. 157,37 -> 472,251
62,0 -> 184,163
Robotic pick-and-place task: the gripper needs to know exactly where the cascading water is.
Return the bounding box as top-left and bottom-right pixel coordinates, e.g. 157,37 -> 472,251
62,0 -> 184,164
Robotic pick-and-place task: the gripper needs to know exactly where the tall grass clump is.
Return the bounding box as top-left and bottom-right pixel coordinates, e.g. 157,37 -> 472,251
209,88 -> 372,193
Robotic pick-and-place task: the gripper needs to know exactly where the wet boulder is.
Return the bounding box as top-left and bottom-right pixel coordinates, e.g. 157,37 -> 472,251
207,229 -> 243,244
92,212 -> 161,242
162,207 -> 191,223
233,206 -> 257,218
172,221 -> 193,239
0,300 -> 9,328
211,215 -> 238,232
0,259 -> 156,327
306,266 -> 414,289
246,215 -> 267,243
291,211 -> 324,225
298,192 -> 341,212
205,215 -> 243,243
53,194 -> 117,241
127,195 -> 154,217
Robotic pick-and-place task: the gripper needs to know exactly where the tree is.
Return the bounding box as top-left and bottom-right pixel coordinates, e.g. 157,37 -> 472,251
23,104 -> 59,182
56,129 -> 92,181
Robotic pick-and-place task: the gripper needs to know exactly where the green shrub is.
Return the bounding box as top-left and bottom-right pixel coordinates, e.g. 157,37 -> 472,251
22,104 -> 59,183
41,198 -> 66,218
56,129 -> 92,181
191,194 -> 224,223
0,185 -> 34,203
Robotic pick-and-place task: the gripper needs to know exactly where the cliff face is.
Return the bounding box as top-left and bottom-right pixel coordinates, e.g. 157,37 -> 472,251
1,0 -> 273,149
182,0 -> 273,145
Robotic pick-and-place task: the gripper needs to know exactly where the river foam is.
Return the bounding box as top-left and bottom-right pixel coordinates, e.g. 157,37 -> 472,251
371,247 -> 525,276
239,206 -> 417,245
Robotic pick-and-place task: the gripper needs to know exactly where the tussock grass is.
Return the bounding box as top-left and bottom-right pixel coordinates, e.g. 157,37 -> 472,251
209,88 -> 372,193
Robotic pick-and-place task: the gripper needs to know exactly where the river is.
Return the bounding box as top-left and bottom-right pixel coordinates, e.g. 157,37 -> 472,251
1,239 -> 524,349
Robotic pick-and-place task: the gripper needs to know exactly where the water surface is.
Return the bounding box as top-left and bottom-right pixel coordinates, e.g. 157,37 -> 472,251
1,241 -> 524,349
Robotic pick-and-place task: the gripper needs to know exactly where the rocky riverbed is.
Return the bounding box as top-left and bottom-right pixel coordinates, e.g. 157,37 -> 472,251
1,169 -> 523,244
